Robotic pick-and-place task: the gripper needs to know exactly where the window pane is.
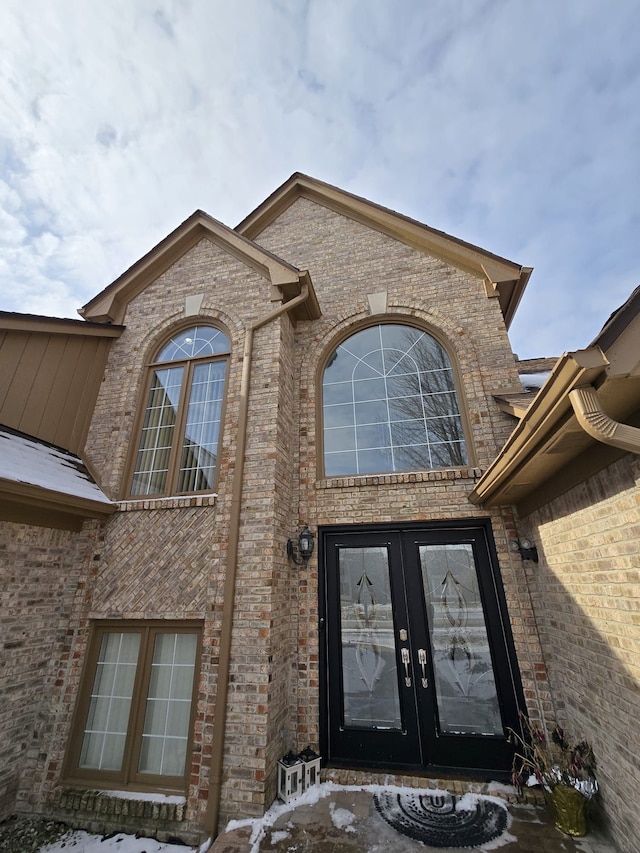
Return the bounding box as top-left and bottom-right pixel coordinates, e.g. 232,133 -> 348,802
358,447 -> 393,474
323,324 -> 468,476
323,381 -> 353,406
156,326 -> 230,362
324,403 -> 355,429
354,400 -> 388,425
138,633 -> 197,777
177,361 -> 226,493
79,632 -> 141,771
131,367 -> 184,496
356,423 -> 391,450
325,451 -> 358,477
353,378 -> 386,402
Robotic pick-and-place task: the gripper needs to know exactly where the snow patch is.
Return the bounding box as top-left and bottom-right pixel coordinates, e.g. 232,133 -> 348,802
98,790 -> 186,804
329,801 -> 356,832
269,829 -> 291,843
41,829 -> 194,852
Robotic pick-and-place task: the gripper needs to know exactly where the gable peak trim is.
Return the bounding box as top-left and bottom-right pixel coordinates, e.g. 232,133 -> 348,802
235,173 -> 531,328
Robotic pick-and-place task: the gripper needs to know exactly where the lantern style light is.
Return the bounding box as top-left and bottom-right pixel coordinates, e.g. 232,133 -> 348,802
298,745 -> 321,791
277,750 -> 304,803
287,525 -> 315,565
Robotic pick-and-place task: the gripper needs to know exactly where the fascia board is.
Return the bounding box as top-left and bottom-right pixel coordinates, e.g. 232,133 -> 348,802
0,313 -> 123,337
0,478 -> 116,518
470,348 -> 609,506
81,213 -> 304,324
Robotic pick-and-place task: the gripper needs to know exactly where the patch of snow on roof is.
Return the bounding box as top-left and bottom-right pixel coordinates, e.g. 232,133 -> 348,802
519,371 -> 551,391
0,428 -> 112,504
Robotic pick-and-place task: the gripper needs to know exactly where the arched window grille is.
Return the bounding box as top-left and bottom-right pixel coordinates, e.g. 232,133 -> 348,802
322,323 -> 468,477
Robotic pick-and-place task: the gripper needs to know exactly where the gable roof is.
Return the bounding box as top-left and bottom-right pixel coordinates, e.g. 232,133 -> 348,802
236,173 -> 532,328
80,210 -> 320,324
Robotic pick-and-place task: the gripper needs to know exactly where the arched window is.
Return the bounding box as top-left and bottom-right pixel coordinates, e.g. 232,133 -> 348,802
129,325 -> 230,497
322,323 -> 468,477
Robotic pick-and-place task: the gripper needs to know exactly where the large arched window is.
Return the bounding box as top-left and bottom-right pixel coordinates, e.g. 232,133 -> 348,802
129,325 -> 230,497
322,323 -> 468,477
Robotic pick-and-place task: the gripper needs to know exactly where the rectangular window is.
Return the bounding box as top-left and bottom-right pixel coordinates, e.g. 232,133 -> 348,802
65,622 -> 201,792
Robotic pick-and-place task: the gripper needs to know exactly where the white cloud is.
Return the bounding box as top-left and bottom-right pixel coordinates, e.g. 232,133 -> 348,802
0,0 -> 638,355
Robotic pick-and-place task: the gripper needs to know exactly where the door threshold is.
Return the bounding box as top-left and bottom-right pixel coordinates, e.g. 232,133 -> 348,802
321,767 -> 543,806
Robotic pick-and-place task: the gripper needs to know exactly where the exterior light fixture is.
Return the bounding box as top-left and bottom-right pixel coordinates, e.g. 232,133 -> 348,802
510,538 -> 539,563
287,525 -> 315,565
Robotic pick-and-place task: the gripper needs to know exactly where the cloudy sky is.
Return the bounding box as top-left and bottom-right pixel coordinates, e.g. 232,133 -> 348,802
1,0 -> 638,359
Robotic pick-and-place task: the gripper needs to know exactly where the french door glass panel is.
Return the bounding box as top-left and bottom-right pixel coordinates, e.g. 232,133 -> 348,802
418,544 -> 503,736
339,546 -> 402,729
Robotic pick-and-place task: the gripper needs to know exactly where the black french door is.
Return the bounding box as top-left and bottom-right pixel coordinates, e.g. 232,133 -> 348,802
321,522 -> 522,776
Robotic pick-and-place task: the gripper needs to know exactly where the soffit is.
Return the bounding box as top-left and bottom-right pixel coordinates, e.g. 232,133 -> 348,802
236,172 -> 531,328
81,211 -> 320,325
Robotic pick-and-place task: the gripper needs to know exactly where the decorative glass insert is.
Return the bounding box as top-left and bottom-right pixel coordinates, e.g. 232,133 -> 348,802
418,544 -> 503,736
130,325 -> 230,497
338,546 -> 402,729
139,633 -> 197,776
80,632 -> 141,771
323,324 -> 467,477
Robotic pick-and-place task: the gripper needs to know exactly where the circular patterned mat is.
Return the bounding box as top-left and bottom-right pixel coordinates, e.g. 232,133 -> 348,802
373,791 -> 508,848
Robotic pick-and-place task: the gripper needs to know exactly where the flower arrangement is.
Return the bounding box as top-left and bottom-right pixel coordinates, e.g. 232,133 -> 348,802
509,713 -> 598,799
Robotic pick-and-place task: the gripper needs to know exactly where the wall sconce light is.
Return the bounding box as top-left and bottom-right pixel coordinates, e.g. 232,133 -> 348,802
510,538 -> 539,563
287,525 -> 315,565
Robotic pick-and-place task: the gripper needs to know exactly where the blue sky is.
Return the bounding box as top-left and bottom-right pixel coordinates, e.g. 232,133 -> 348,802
1,0 -> 639,358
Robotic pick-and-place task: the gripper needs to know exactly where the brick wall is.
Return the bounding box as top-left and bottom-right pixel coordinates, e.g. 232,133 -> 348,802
0,519 -> 101,819
522,455 -> 640,853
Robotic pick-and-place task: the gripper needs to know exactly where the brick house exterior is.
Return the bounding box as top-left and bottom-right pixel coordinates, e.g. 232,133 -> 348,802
1,175 -> 637,850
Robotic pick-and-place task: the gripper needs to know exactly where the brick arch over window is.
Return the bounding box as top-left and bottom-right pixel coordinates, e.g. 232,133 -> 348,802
128,323 -> 230,497
321,322 -> 468,477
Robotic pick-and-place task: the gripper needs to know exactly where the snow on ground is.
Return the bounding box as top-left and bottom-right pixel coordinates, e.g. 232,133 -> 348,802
38,781 -> 522,853
329,801 -> 356,832
41,829 -> 201,852
224,781 -> 520,853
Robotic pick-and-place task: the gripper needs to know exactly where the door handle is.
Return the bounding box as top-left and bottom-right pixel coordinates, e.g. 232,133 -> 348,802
401,647 -> 411,686
417,648 -> 429,688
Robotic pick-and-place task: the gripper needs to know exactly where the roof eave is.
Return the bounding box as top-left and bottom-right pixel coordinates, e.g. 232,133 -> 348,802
0,477 -> 116,520
469,348 -> 610,507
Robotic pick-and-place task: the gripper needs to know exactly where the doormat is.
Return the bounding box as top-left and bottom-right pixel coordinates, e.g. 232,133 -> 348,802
373,790 -> 508,848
